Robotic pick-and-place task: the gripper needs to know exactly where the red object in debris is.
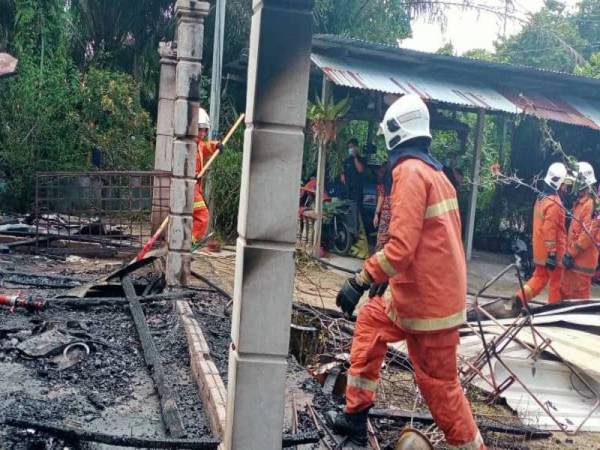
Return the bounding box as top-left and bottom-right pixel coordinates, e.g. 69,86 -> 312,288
0,293 -> 46,312
132,216 -> 169,263
207,239 -> 221,253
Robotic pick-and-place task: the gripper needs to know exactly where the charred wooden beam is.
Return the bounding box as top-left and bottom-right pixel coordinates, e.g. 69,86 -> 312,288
121,276 -> 186,438
281,431 -> 322,447
50,292 -> 197,309
3,418 -> 220,449
190,270 -> 231,300
369,408 -> 551,439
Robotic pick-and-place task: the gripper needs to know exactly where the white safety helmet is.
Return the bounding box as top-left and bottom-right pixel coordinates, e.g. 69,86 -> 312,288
378,94 -> 432,151
544,162 -> 567,191
577,161 -> 596,188
198,107 -> 210,130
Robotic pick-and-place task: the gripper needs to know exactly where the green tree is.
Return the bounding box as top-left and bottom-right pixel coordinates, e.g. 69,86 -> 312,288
495,4 -> 587,72
79,68 -> 154,170
314,0 -> 412,43
462,48 -> 496,61
0,0 -> 155,211
436,42 -> 455,56
574,0 -> 600,58
575,52 -> 600,78
0,0 -> 15,50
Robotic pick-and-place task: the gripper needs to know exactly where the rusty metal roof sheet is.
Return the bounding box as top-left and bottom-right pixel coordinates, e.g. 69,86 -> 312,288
311,51 -> 600,130
0,53 -> 18,78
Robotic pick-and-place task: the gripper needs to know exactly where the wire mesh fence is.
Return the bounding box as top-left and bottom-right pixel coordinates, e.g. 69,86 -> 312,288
34,171 -> 170,250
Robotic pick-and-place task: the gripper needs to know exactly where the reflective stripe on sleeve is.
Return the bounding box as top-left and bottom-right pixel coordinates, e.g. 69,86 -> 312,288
194,201 -> 206,209
424,198 -> 459,219
347,374 -> 378,392
376,251 -> 397,278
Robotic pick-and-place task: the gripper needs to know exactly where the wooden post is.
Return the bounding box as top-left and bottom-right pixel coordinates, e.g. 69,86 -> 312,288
312,77 -> 332,256
499,116 -> 508,168
464,109 -> 485,261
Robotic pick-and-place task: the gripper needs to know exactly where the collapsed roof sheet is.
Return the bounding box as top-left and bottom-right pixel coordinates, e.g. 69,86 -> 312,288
487,357 -> 600,432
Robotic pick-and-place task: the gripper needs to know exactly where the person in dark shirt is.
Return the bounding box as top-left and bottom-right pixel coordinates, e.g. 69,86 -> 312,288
442,153 -> 464,195
341,138 -> 366,210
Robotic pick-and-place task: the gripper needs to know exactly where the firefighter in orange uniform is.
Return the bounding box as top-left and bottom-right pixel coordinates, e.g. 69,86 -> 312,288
561,162 -> 598,300
326,95 -> 485,450
510,162 -> 568,309
193,108 -> 222,243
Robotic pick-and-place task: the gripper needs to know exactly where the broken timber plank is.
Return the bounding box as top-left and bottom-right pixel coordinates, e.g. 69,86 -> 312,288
121,276 -> 186,438
49,292 -> 196,308
281,431 -> 322,447
369,408 -> 551,439
0,271 -> 86,288
3,418 -> 220,449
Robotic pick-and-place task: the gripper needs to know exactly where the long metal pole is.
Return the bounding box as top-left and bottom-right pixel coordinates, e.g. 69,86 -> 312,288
465,109 -> 485,261
209,0 -> 226,139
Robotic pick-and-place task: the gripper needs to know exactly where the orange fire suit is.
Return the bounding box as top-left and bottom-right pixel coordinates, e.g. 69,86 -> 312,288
348,157 -> 484,450
193,139 -> 219,242
516,193 -> 566,304
561,195 -> 598,300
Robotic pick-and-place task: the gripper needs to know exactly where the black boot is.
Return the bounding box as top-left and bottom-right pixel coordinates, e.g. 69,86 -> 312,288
325,408 -> 368,446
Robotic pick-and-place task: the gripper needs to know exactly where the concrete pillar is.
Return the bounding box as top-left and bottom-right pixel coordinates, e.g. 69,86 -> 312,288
225,1 -> 314,449
166,0 -> 209,286
152,42 -> 177,231
465,109 -> 485,261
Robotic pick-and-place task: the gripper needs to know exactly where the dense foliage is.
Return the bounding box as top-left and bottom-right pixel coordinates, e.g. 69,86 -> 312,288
2,0 -> 600,241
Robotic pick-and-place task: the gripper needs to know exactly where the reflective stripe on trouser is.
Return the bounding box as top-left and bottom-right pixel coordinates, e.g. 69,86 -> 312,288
383,291 -> 466,332
346,296 -> 484,448
192,192 -> 209,242
515,265 -> 562,304
561,270 -> 592,300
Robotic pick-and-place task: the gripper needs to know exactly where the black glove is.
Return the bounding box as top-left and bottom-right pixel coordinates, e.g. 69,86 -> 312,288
217,143 -> 224,150
368,282 -> 388,298
562,253 -> 574,270
545,252 -> 557,271
336,274 -> 370,318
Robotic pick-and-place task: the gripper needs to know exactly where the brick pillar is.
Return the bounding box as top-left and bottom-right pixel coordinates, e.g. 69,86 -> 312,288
152,42 -> 177,231
166,0 -> 209,286
224,1 -> 314,448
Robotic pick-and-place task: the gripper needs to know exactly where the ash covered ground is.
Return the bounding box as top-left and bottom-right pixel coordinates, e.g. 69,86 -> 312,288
0,254 -> 213,448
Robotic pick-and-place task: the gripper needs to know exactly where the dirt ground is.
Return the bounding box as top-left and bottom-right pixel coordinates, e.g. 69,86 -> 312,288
191,247 -> 600,450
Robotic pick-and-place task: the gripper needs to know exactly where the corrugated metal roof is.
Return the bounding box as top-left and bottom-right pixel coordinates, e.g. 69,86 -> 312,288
313,34 -> 600,90
0,53 -> 17,78
312,53 -> 518,114
485,357 -> 600,432
311,50 -> 600,130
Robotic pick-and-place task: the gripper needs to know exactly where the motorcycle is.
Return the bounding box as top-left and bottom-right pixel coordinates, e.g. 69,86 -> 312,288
322,199 -> 360,255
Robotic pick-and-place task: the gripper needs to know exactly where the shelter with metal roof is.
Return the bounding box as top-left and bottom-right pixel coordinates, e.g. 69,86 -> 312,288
306,35 -> 600,260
